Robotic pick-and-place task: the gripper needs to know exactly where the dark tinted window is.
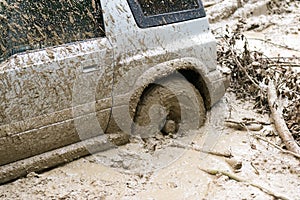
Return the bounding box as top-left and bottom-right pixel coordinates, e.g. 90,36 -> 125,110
127,0 -> 205,28
0,0 -> 105,63
139,0 -> 200,16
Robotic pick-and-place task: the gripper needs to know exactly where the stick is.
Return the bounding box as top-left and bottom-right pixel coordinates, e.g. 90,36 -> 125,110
203,1 -> 216,8
169,141 -> 232,158
225,120 -> 264,131
267,63 -> 300,68
222,37 -> 262,90
200,168 -> 291,200
247,37 -> 300,52
267,80 -> 300,154
241,121 -> 300,159
253,134 -> 300,159
250,162 -> 260,175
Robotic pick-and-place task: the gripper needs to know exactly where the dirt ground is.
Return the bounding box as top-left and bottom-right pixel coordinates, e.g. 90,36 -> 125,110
1,0 -> 300,199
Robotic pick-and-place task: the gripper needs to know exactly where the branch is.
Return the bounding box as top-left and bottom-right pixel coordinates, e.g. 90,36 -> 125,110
200,168 -> 291,200
203,1 -> 216,8
253,134 -> 300,159
222,36 -> 262,90
169,141 -> 232,158
225,120 -> 264,131
267,63 -> 300,68
247,37 -> 300,52
267,80 -> 300,154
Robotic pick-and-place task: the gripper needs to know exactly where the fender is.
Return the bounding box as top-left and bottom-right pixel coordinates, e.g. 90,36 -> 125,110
129,57 -> 226,115
109,57 -> 226,134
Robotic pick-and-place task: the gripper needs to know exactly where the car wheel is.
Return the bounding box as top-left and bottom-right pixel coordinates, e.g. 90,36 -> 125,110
132,73 -> 206,138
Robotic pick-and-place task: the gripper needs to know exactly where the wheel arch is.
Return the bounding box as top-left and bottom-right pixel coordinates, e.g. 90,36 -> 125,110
129,57 -> 217,119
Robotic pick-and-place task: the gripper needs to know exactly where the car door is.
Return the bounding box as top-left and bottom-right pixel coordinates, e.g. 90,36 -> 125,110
0,0 -> 114,165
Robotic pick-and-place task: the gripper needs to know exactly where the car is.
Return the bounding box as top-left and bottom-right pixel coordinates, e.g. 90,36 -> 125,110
0,0 -> 226,183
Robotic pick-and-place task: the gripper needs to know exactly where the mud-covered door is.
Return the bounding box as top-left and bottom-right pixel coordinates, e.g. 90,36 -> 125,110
0,0 -> 114,165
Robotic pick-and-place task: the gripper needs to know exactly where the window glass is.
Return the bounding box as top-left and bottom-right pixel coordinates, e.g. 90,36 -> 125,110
0,0 -> 105,63
138,0 -> 200,16
127,0 -> 205,28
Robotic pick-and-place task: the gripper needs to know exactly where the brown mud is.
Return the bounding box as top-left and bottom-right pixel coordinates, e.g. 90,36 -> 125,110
1,93 -> 300,199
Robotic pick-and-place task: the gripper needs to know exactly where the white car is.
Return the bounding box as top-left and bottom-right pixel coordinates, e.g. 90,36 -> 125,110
0,0 -> 226,183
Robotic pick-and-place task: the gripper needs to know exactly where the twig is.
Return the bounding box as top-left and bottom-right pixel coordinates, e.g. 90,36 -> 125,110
225,120 -> 264,131
224,120 -> 244,130
169,141 -> 232,158
267,63 -> 300,68
222,36 -> 262,90
200,168 -> 245,181
253,134 -> 300,159
240,121 -> 300,159
247,37 -> 300,52
203,181 -> 213,199
262,56 -> 300,67
267,80 -> 300,154
225,119 -> 270,126
200,168 -> 291,200
250,162 -> 260,175
203,1 -> 216,8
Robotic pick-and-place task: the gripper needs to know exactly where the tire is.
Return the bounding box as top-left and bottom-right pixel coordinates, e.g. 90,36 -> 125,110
133,73 -> 206,138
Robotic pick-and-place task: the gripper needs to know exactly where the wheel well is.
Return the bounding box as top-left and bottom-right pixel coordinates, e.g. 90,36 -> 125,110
133,69 -> 211,114
177,69 -> 211,110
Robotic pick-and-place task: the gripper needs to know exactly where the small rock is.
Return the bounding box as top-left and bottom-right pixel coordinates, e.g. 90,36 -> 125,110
247,124 -> 263,131
251,144 -> 257,150
225,158 -> 243,171
26,172 -> 40,178
162,120 -> 176,134
167,182 -> 178,188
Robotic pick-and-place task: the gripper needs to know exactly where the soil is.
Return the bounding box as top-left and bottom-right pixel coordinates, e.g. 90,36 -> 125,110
1,0 -> 300,199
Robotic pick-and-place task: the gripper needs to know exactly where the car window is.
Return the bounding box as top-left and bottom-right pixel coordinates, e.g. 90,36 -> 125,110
138,0 -> 200,16
0,0 -> 105,63
127,0 -> 206,28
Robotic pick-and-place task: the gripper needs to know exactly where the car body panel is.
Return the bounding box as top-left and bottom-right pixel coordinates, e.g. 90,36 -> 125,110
0,37 -> 114,165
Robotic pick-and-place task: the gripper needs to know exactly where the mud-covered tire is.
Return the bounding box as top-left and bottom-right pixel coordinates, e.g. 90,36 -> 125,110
133,74 -> 206,138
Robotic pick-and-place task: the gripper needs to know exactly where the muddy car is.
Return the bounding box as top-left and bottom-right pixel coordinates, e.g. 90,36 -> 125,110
0,0 -> 226,183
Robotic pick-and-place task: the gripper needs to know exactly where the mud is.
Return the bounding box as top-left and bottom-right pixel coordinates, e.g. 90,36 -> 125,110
1,93 -> 300,199
0,0 -> 104,62
1,0 -> 300,199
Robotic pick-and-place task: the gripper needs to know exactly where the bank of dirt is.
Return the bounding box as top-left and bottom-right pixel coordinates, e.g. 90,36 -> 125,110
1,0 -> 300,199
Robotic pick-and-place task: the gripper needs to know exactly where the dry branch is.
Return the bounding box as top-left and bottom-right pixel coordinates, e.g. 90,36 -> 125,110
253,134 -> 300,159
200,168 -> 291,200
267,81 -> 300,154
222,36 -> 262,89
218,26 -> 300,145
169,141 -> 232,158
247,37 -> 300,52
203,1 -> 216,8
225,120 -> 264,131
